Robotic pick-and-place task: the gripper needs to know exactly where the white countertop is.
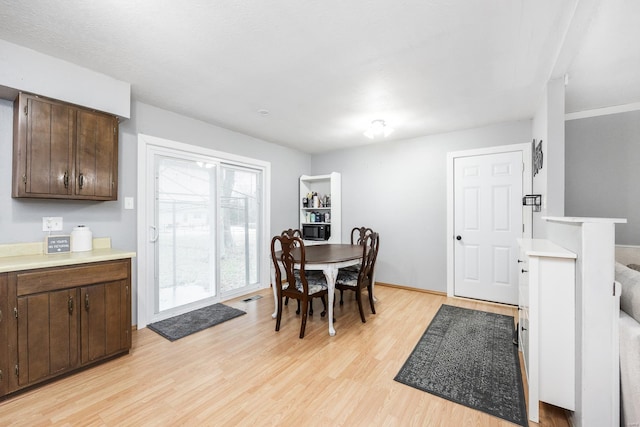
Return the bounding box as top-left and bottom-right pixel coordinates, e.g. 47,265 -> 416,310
0,238 -> 136,273
518,238 -> 577,259
543,216 -> 627,224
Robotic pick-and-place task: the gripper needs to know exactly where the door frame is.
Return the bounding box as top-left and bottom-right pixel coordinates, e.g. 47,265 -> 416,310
136,133 -> 271,328
446,143 -> 532,299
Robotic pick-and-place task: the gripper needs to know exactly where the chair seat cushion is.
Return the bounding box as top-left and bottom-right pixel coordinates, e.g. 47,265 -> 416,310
341,263 -> 361,273
293,270 -> 328,294
336,269 -> 359,287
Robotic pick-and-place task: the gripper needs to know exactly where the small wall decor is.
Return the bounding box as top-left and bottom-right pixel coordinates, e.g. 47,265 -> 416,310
533,139 -> 543,176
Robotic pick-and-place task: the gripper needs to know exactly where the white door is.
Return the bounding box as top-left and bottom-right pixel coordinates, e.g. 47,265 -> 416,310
454,151 -> 523,305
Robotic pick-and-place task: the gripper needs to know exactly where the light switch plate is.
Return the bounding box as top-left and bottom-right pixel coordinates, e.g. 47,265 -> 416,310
124,197 -> 134,210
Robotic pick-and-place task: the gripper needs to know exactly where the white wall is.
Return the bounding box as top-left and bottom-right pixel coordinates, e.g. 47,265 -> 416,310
0,39 -> 130,118
311,120 -> 531,292
532,77 -> 566,238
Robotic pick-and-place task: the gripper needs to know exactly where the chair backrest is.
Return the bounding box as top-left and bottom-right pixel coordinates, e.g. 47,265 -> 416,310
370,232 -> 380,280
281,229 -> 303,251
271,233 -> 308,296
358,232 -> 379,287
351,226 -> 374,245
281,228 -> 302,239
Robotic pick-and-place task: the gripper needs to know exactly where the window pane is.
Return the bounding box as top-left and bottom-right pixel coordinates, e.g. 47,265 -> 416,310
220,166 -> 260,293
157,157 -> 216,312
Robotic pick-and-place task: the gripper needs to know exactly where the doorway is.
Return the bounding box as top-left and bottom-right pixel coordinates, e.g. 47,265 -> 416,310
446,143 -> 532,305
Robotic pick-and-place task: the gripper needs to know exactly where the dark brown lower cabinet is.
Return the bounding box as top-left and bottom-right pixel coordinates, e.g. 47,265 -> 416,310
1,258 -> 131,397
16,288 -> 78,386
81,281 -> 130,364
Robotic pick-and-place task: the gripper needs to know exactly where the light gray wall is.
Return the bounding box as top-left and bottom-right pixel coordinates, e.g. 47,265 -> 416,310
0,98 -> 135,248
0,98 -> 311,323
565,110 -> 640,244
1,99 -> 308,246
311,119 -> 531,292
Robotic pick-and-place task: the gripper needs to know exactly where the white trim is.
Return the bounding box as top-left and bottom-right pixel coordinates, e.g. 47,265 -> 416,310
136,133 -> 271,328
446,142 -> 533,299
565,102 -> 640,121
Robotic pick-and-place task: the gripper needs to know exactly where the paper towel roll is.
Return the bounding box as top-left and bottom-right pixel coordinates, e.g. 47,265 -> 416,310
71,225 -> 93,252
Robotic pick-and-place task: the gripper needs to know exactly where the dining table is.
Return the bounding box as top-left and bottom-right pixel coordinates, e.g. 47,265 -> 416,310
271,243 -> 364,336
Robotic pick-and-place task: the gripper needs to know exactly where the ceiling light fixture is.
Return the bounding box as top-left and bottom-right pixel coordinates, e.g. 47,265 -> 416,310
364,119 -> 393,139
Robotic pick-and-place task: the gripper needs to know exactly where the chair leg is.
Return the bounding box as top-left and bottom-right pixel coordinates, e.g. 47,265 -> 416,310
276,297 -> 283,331
356,288 -> 366,323
296,299 -> 315,315
320,295 -> 327,317
339,289 -> 344,305
285,296 -> 289,306
367,285 -> 376,314
299,299 -> 309,339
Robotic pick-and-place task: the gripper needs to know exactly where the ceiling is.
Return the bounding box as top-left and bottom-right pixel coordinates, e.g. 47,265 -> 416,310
0,0 -> 638,154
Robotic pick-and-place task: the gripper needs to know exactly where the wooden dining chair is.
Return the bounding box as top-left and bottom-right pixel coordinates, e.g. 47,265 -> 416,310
280,229 -> 326,316
271,233 -> 329,338
335,232 -> 379,322
339,226 -> 374,304
351,226 -> 374,245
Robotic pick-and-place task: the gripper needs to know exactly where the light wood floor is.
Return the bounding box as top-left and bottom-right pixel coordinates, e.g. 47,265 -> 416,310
0,285 -> 569,426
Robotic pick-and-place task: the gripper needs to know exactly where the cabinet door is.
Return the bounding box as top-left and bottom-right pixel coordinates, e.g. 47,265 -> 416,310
76,110 -> 118,200
80,280 -> 130,364
13,95 -> 74,197
16,289 -> 79,387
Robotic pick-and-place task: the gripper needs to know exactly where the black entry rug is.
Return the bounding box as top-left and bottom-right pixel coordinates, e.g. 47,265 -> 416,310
147,303 -> 246,342
394,304 -> 527,426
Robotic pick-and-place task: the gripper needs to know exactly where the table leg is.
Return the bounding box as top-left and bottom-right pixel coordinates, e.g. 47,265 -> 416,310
323,266 -> 338,336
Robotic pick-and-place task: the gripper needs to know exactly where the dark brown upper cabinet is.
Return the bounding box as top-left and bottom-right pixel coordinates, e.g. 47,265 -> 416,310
12,93 -> 119,201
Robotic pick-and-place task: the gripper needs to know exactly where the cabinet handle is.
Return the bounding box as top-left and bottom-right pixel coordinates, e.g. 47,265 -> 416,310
521,269 -> 528,273
521,326 -> 527,331
68,297 -> 73,315
78,173 -> 84,189
63,170 -> 69,188
517,259 -> 524,263
85,293 -> 90,311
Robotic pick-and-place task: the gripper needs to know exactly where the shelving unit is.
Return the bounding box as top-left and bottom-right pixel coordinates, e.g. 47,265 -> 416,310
299,172 -> 341,244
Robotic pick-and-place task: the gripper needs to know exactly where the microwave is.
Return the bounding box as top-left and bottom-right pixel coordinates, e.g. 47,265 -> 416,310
302,224 -> 331,241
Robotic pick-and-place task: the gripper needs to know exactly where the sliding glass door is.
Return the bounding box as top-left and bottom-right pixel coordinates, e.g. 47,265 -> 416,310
143,141 -> 265,324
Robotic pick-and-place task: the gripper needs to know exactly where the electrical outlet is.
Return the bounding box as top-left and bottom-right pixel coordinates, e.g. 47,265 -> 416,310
42,217 -> 63,232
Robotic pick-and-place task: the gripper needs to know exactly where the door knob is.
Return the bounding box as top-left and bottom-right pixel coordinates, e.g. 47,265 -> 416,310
456,235 -> 462,241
